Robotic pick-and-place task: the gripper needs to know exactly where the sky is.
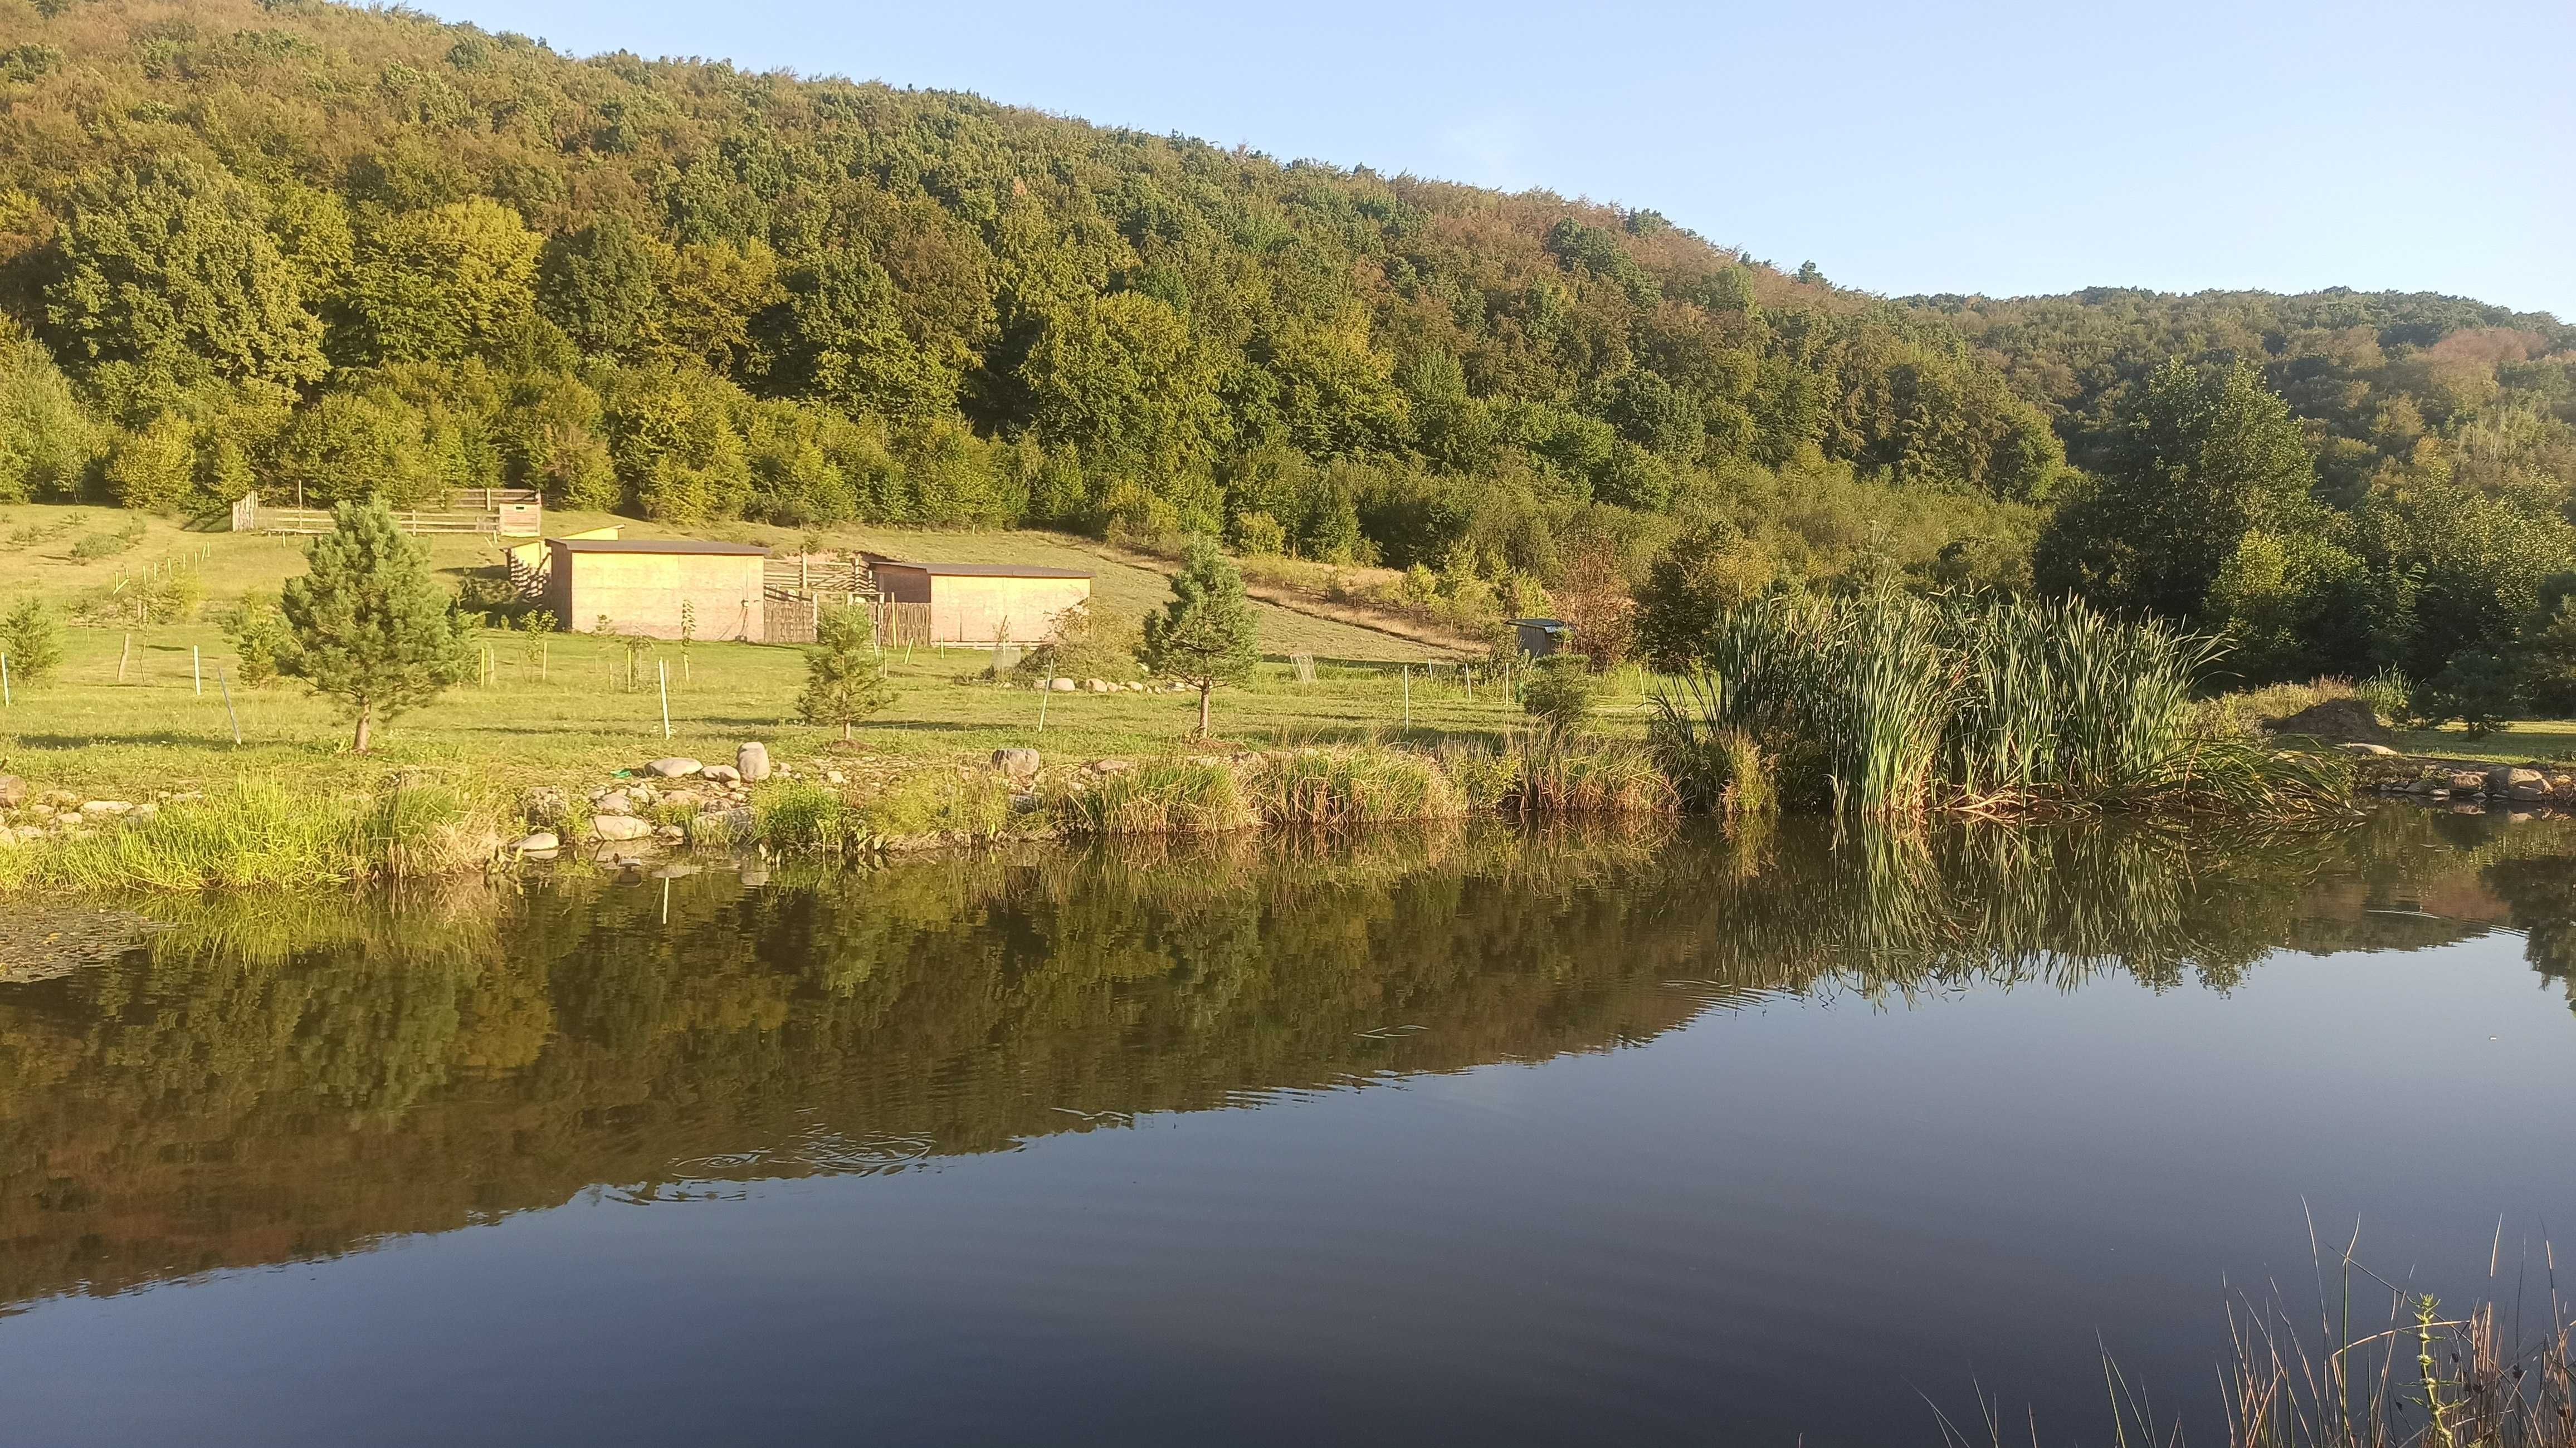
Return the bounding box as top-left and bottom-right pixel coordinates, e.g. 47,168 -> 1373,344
417,0 -> 2575,319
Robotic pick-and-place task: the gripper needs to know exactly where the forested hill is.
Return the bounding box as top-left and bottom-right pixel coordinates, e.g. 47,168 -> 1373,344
2,0 -> 2574,706
1909,287 -> 2576,506
0,0 -> 2066,577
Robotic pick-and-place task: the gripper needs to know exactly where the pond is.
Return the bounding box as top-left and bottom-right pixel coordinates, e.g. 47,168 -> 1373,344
1,810 -> 2571,1445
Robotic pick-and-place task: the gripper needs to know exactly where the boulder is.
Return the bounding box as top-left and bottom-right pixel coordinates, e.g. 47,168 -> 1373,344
591,814 -> 654,842
2449,770 -> 2488,792
2495,766 -> 2550,801
0,775 -> 26,809
991,747 -> 1043,781
594,791 -> 635,816
736,742 -> 772,782
1009,792 -> 1043,814
645,757 -> 703,779
512,830 -> 560,853
1048,677 -> 1077,692
1082,678 -> 1110,693
79,800 -> 133,816
2338,742 -> 2399,757
1086,757 -> 1135,775
2261,697 -> 2396,745
702,764 -> 740,785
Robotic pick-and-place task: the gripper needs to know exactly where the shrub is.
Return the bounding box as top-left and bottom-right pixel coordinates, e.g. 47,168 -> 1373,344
1521,656 -> 1598,742
754,780 -> 865,854
1250,748 -> 1465,826
2410,649 -> 2520,738
858,770 -> 1013,839
1052,759 -> 1257,835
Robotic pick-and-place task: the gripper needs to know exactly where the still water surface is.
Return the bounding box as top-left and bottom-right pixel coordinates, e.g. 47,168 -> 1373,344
1,811 -> 2572,1444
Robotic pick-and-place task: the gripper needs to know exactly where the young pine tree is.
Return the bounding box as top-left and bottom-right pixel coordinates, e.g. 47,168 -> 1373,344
1140,537 -> 1260,738
797,603 -> 894,742
277,497 -> 475,751
0,597 -> 65,683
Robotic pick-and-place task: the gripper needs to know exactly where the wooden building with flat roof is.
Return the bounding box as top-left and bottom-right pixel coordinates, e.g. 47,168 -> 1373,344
541,538 -> 769,640
866,561 -> 1094,644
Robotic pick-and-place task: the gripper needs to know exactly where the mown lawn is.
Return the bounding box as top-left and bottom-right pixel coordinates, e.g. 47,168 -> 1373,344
2389,722 -> 2576,765
0,501 -> 1552,799
0,617 -> 1626,801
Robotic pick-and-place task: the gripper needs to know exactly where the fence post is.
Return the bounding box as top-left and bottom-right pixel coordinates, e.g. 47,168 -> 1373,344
118,632 -> 131,683
193,645 -> 202,696
217,664 -> 241,746
2,652 -> 9,706
658,659 -> 672,739
1402,664 -> 1409,728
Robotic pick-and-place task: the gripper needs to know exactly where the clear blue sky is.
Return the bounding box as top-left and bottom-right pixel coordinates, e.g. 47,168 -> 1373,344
420,0 -> 2574,320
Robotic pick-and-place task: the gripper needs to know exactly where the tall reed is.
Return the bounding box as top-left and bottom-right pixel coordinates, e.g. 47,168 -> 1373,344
1650,589 -> 2353,820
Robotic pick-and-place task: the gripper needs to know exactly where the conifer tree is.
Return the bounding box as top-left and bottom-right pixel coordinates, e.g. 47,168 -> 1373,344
277,497 -> 474,752
1141,537 -> 1260,737
0,597 -> 65,683
797,603 -> 894,742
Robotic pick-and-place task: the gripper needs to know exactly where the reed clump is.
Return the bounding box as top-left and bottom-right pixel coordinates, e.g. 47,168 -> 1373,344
0,775 -> 510,892
1650,589 -> 2354,820
1511,742 -> 1681,815
1051,759 -> 1259,835
1248,747 -> 1467,826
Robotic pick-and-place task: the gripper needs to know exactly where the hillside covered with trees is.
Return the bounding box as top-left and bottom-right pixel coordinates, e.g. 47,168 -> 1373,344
1,0 -> 2572,708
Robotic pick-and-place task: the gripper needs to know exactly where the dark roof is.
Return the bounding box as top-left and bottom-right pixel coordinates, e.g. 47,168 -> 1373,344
549,539 -> 769,556
870,560 -> 1094,579
1512,617 -> 1571,629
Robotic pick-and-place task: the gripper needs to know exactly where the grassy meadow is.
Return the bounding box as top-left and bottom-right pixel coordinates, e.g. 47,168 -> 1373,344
0,505 -> 1577,806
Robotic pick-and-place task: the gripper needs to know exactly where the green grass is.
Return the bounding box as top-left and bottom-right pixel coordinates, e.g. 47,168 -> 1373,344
0,503 -> 1555,809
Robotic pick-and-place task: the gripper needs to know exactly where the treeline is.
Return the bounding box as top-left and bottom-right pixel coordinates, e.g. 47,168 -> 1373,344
0,0 -> 2053,595
1907,288 -> 2576,712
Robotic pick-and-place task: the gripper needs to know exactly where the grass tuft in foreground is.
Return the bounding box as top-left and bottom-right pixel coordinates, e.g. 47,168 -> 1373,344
0,774 -> 509,892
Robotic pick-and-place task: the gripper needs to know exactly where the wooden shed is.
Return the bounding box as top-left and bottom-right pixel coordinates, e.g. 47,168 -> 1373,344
1513,618 -> 1574,658
866,561 -> 1094,644
541,539 -> 769,640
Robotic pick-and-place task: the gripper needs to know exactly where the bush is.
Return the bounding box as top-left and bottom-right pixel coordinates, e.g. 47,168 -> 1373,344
218,591 -> 295,686
1521,656 -> 1598,741
69,518 -> 145,560
2409,649 -> 2520,738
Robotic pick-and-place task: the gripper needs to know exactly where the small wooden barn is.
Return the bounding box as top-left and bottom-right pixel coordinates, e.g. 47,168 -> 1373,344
866,561 -> 1094,644
541,539 -> 769,639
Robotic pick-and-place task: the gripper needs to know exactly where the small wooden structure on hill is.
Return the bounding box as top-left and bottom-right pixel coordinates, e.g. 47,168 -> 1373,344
1513,618 -> 1574,658
865,560 -> 1094,645
539,538 -> 769,640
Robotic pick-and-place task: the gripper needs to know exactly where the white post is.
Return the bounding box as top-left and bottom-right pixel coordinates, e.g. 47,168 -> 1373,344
217,664 -> 241,746
658,659 -> 672,739
1402,665 -> 1410,728
193,645 -> 202,695
1038,679 -> 1048,732
2,652 -> 9,706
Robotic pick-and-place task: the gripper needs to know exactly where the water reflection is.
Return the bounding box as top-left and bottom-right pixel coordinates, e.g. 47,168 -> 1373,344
0,809 -> 2569,1318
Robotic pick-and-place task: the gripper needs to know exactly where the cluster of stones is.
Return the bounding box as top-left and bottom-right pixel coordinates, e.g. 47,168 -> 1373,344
0,774 -> 201,847
985,748 -> 1134,813
2365,758 -> 2574,811
1034,677 -> 1189,693
511,742 -> 774,864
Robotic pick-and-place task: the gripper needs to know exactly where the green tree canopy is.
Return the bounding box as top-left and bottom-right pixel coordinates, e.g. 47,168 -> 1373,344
44,157 -> 325,394
1140,537 -> 1260,737
277,497 -> 475,751
797,603 -> 894,742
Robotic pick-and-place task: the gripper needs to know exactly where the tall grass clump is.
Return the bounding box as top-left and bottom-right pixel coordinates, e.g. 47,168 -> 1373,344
1512,743 -> 1680,815
754,780 -> 867,855
0,776 -> 508,892
1251,748 -> 1467,826
1052,760 -> 1258,835
1651,589 -> 2353,819
858,770 -> 1015,840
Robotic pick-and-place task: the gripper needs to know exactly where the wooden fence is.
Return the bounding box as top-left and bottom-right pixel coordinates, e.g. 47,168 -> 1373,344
231,490 -> 544,537
763,596 -> 934,648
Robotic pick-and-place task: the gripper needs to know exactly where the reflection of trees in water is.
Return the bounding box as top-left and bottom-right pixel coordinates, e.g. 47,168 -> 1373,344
0,809 -> 2569,1313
